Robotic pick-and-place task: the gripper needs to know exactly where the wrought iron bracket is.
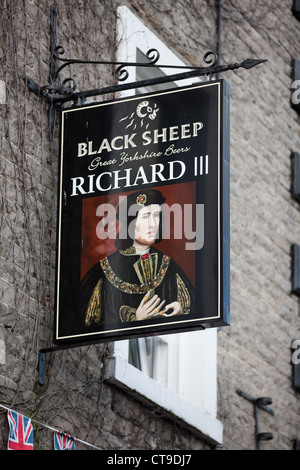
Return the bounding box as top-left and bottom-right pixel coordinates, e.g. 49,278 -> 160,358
38,341 -> 96,385
236,389 -> 274,449
26,4 -> 267,140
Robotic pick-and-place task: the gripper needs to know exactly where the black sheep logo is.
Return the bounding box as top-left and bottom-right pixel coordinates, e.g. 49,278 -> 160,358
119,100 -> 159,130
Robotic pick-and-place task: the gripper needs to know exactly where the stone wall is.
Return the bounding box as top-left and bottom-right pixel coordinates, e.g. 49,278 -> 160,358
216,0 -> 300,450
0,0 -> 299,451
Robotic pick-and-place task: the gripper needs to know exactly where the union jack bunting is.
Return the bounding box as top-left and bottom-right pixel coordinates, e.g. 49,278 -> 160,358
7,410 -> 34,450
54,431 -> 76,450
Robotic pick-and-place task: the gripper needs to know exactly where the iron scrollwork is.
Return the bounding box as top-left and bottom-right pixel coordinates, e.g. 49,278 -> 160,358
26,4 -> 267,140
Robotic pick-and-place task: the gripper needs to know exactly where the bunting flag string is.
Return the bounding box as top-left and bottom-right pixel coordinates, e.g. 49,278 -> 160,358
54,431 -> 76,450
0,404 -> 102,450
7,409 -> 34,450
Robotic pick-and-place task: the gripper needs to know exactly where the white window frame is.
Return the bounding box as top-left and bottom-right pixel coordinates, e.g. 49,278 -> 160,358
0,325 -> 5,364
104,5 -> 222,446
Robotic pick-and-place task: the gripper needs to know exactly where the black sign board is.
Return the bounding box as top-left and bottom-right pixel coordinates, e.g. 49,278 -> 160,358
55,80 -> 230,345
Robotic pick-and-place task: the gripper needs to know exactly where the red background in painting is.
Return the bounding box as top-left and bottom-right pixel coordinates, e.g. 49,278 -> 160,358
81,182 -> 195,286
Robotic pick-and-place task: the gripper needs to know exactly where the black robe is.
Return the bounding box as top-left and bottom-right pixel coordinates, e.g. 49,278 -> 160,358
80,247 -> 194,331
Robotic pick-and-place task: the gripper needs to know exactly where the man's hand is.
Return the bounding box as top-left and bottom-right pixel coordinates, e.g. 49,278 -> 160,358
136,292 -> 166,320
163,301 -> 183,316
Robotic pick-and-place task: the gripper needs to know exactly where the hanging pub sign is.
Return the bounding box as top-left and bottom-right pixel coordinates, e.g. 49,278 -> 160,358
55,79 -> 230,345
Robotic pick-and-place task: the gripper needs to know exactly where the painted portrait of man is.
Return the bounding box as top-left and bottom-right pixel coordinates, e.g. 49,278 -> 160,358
80,188 -> 195,330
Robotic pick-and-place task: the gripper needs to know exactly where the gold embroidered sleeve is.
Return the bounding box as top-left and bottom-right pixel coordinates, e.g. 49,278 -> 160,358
176,274 -> 191,314
85,278 -> 103,326
119,306 -> 136,322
